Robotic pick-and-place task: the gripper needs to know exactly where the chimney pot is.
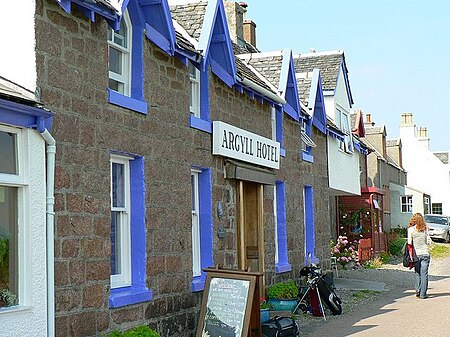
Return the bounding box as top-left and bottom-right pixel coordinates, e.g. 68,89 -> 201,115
366,113 -> 372,123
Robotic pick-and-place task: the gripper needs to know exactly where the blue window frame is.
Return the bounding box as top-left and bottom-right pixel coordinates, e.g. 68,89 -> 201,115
274,181 -> 291,273
109,154 -> 152,308
301,118 -> 315,163
304,185 -> 318,265
107,5 -> 148,115
189,67 -> 211,133
191,167 -> 213,291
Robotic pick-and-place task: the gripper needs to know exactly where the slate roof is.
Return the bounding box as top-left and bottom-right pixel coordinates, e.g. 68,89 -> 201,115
170,3 -> 207,40
0,77 -> 38,104
170,4 -> 276,96
296,77 -> 311,106
434,152 -> 449,164
237,53 -> 283,89
294,51 -> 344,91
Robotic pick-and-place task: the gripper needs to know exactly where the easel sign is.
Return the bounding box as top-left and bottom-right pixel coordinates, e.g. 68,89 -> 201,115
196,268 -> 260,337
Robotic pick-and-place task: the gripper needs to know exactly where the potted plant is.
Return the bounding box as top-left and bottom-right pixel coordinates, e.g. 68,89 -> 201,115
0,288 -> 18,308
260,297 -> 272,322
267,280 -> 299,311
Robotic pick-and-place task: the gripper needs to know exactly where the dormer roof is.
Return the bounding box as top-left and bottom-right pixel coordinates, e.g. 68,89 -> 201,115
294,50 -> 354,106
237,50 -> 301,120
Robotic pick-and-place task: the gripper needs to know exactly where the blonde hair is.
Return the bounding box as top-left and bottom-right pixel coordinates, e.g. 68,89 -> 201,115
409,213 -> 427,232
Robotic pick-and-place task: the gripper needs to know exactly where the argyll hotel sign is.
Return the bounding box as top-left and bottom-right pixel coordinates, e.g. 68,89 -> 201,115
212,121 -> 280,169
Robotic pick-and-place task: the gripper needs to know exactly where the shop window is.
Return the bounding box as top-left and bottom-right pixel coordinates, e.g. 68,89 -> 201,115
401,195 -> 413,213
274,181 -> 291,273
108,10 -> 148,114
0,126 -> 21,309
191,168 -> 213,291
109,154 -> 152,308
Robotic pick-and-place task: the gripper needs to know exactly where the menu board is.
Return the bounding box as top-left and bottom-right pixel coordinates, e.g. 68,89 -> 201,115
197,269 -> 257,337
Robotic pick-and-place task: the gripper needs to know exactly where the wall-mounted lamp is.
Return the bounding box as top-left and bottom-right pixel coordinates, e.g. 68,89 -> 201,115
217,201 -> 224,220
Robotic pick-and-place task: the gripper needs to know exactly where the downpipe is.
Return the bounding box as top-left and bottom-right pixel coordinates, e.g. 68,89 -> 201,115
38,119 -> 56,337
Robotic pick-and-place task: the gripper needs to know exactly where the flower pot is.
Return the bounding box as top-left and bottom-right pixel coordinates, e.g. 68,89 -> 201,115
260,308 -> 270,323
268,299 -> 298,312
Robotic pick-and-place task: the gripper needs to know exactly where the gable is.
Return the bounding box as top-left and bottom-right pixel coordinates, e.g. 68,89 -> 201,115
198,0 -> 236,87
307,69 -> 327,134
279,49 -> 300,121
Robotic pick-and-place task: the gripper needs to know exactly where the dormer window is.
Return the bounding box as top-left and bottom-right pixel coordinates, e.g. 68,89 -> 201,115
189,62 -> 200,118
108,12 -> 131,96
336,108 -> 353,153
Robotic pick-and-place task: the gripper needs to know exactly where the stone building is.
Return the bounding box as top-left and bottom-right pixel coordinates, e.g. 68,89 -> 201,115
0,0 -> 342,336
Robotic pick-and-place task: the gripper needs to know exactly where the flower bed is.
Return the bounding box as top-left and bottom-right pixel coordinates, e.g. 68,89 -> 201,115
330,236 -> 360,269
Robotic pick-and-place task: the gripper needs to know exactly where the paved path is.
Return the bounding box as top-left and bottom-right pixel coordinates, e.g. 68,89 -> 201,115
301,255 -> 450,337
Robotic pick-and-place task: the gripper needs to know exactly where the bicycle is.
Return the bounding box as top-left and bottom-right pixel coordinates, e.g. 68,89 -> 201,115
293,265 -> 342,320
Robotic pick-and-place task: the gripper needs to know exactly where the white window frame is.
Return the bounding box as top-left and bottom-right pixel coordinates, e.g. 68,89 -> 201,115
191,169 -> 201,277
341,112 -> 353,153
424,196 -> 430,214
401,195 -> 413,213
108,11 -> 132,96
110,155 -> 132,289
271,107 -> 277,142
189,62 -> 200,118
432,203 -> 443,215
0,124 -> 29,308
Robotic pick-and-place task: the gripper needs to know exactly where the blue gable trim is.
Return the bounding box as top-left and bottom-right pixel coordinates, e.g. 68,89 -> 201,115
198,0 -> 236,87
354,139 -> 369,155
0,97 -> 53,131
337,59 -> 354,107
279,49 -> 300,121
55,0 -> 128,30
308,69 -> 327,135
327,127 -> 345,142
140,0 -> 176,55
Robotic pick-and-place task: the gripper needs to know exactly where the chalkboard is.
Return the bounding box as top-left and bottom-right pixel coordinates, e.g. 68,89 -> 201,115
197,269 -> 258,337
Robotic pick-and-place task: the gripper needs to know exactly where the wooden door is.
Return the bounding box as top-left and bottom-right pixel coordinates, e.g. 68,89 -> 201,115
237,181 -> 265,290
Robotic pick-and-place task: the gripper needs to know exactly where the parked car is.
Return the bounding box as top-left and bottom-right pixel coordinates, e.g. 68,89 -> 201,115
424,214 -> 450,243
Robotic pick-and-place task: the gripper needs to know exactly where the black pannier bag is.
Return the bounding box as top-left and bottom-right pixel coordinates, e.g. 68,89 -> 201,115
261,316 -> 299,337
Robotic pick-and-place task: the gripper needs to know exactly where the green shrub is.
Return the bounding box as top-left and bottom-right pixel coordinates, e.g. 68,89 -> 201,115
107,326 -> 160,337
379,252 -> 391,263
389,237 -> 406,256
267,280 -> 299,299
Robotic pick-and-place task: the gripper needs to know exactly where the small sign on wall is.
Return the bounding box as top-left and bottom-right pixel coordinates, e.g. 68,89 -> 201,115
212,121 -> 280,169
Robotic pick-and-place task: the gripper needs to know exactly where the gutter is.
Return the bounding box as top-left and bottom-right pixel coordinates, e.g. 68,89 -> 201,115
37,118 -> 56,337
240,78 -> 286,105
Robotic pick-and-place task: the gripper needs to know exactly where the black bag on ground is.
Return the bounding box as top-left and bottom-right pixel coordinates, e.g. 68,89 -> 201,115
261,316 -> 299,337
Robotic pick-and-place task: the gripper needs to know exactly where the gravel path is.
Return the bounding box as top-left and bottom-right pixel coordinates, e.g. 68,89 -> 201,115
294,251 -> 450,336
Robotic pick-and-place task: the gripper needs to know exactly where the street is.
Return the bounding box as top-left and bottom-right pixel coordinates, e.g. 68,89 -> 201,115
301,255 -> 450,336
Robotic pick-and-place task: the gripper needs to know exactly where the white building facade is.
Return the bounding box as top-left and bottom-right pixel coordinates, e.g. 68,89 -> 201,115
399,112 -> 450,215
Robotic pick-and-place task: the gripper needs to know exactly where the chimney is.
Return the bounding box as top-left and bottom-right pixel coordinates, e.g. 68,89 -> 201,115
243,18 -> 256,47
417,126 -> 430,151
364,113 -> 375,127
224,2 -> 246,46
400,112 -> 414,126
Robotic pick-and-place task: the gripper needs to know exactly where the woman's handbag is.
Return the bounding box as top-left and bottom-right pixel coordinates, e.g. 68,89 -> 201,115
402,242 -> 412,267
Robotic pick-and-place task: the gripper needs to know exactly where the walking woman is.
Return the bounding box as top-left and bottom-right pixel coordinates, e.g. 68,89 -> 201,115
407,213 -> 431,299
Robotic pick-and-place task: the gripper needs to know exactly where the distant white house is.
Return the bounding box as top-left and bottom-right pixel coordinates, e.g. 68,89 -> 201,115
399,112 -> 450,215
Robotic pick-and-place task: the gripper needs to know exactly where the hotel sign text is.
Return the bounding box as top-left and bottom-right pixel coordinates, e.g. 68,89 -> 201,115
212,121 -> 280,169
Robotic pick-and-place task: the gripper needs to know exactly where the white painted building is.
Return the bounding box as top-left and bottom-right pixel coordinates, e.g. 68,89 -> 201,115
399,112 -> 450,215
0,2 -> 55,336
295,50 -> 361,197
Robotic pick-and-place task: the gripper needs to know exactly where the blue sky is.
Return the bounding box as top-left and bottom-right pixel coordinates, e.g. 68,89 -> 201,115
246,0 -> 450,151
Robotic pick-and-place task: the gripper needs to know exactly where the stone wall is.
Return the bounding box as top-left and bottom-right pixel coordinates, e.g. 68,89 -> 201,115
35,1 -> 331,336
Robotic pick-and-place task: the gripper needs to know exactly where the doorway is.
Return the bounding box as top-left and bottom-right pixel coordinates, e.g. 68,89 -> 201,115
237,181 -> 265,285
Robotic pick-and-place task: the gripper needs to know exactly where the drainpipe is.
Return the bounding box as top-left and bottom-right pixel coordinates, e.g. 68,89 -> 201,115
37,118 -> 56,337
